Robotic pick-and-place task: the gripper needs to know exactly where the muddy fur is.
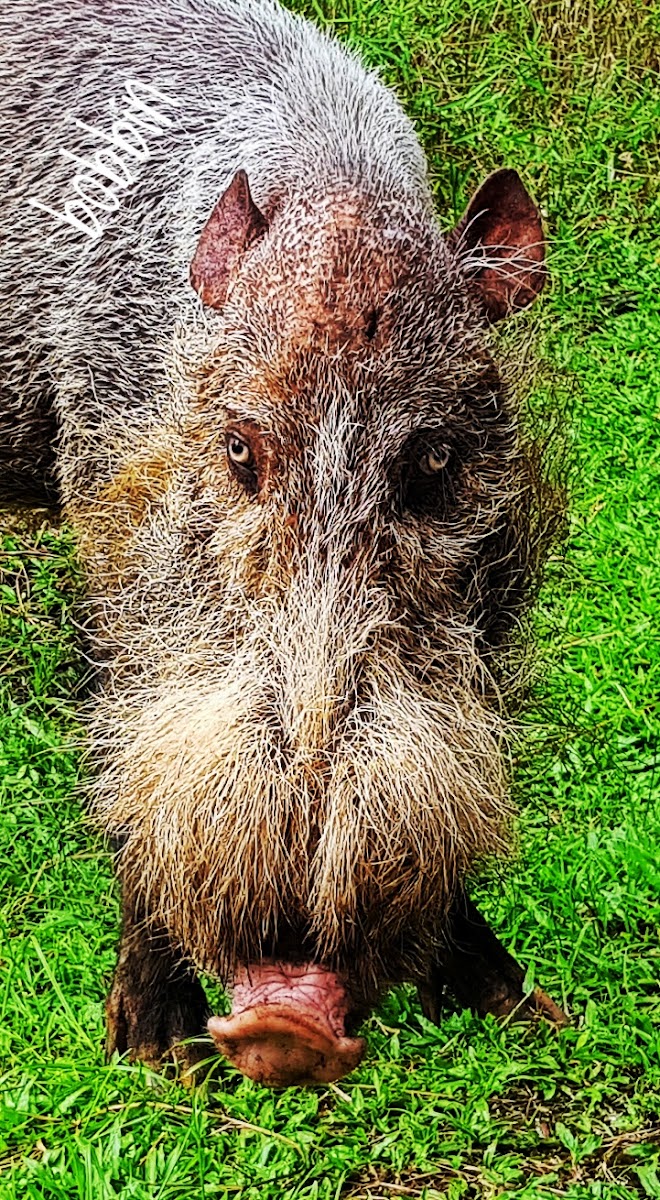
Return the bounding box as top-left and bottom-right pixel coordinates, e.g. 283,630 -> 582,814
1,0 -> 562,1011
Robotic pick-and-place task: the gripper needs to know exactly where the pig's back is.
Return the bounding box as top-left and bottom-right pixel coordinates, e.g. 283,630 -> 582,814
0,0 -> 429,502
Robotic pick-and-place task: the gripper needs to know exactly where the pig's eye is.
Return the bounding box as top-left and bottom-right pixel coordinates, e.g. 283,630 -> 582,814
226,432 -> 258,491
227,435 -> 251,465
419,446 -> 450,474
397,437 -> 457,518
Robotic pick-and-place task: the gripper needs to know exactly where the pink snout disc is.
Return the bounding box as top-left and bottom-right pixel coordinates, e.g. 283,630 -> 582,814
208,1004 -> 365,1086
207,962 -> 364,1086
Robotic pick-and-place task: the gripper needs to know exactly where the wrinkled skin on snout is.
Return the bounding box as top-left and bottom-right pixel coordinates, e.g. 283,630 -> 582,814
86,167 -> 552,1088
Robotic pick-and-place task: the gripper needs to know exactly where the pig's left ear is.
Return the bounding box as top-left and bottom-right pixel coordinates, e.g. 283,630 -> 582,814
449,169 -> 546,322
190,169 -> 268,310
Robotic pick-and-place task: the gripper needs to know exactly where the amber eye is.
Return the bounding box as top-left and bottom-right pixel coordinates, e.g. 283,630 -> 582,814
419,446 -> 450,474
397,435 -> 457,518
227,434 -> 252,466
226,431 -> 259,493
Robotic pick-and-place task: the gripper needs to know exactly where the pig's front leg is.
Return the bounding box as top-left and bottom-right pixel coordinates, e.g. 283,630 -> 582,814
418,889 -> 567,1026
105,890 -> 210,1073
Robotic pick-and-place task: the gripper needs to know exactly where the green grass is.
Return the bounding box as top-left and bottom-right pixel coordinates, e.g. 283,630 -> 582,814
2,0 -> 660,1195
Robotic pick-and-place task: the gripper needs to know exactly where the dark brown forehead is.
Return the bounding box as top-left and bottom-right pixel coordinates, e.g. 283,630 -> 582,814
231,189 -> 429,361
282,226 -> 399,357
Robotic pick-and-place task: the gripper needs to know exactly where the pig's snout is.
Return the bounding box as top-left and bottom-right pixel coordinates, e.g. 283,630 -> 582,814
207,962 -> 365,1086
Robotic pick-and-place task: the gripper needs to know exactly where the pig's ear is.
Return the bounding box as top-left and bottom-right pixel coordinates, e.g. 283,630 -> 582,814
190,170 -> 268,310
450,169 -> 546,322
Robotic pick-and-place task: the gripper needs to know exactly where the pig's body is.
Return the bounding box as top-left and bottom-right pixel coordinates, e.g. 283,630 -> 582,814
1,0 -> 563,1086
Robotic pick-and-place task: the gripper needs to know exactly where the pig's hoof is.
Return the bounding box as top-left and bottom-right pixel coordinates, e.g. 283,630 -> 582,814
418,964 -> 568,1027
526,985 -> 569,1026
105,973 -> 210,1076
208,1006 -> 365,1087
472,980 -> 568,1024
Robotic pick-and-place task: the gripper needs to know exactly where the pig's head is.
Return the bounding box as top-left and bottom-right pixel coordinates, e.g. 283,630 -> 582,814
88,167 -> 553,1086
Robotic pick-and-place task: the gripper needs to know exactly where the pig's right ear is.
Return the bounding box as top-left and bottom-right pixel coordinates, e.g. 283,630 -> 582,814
190,170 -> 268,310
449,169 -> 546,322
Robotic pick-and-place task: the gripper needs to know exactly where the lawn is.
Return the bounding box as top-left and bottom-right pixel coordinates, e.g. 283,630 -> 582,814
1,0 -> 660,1196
